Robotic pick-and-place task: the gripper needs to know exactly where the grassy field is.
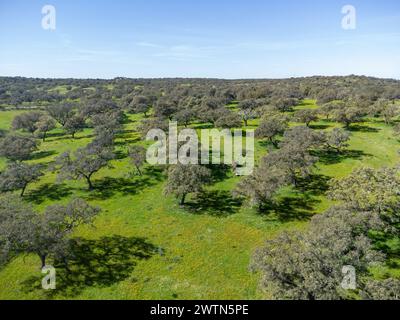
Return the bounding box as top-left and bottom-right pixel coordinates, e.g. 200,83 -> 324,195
0,100 -> 398,300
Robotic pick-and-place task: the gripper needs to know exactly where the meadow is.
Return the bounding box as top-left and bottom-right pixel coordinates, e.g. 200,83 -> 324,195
0,99 -> 399,300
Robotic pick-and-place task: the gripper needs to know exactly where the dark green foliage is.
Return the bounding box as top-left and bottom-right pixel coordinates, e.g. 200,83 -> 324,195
138,118 -> 169,139
251,208 -> 385,300
128,145 -> 146,176
165,164 -> 211,205
80,99 -> 119,119
55,143 -> 115,190
154,97 -> 178,120
0,162 -> 44,196
361,279 -> 400,300
35,115 -> 56,141
128,95 -> 151,117
0,195 -> 100,268
333,107 -> 364,128
320,101 -> 345,120
255,113 -> 289,147
11,111 -> 43,134
294,109 -> 318,127
328,166 -> 400,214
214,110 -> 242,128
0,134 -> 39,161
46,103 -> 75,126
63,115 -> 86,139
235,166 -> 289,209
324,128 -> 351,152
174,108 -> 195,127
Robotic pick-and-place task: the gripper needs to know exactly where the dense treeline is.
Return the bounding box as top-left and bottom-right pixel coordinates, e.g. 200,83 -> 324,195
1,75 -> 400,109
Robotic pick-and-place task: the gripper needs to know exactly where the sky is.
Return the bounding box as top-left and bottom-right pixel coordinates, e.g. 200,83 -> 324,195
0,0 -> 399,79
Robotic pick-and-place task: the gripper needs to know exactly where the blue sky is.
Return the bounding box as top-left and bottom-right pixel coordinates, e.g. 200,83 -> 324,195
0,0 -> 399,79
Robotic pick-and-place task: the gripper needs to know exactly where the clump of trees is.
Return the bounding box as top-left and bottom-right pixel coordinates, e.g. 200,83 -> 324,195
235,165 -> 290,210
0,134 -> 39,161
251,208 -> 387,299
63,115 -> 86,139
272,98 -> 299,112
128,95 -> 151,117
55,143 -> 115,190
294,109 -> 318,127
128,145 -> 146,176
324,128 -> 351,153
214,111 -> 242,129
138,118 -> 169,139
237,99 -> 259,126
0,195 -> 100,268
165,164 -> 211,205
0,162 -> 44,196
328,166 -> 400,214
237,126 -> 322,209
174,108 -> 195,127
12,112 -> 43,135
12,112 -> 58,141
333,107 -> 364,128
35,115 -> 56,141
46,103 -> 75,127
252,164 -> 400,300
320,101 -> 345,120
255,113 -> 289,148
90,111 -> 123,147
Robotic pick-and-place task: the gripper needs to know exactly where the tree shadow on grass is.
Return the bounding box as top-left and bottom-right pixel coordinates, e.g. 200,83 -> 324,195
311,149 -> 370,165
259,193 -> 319,222
86,177 -> 152,200
52,134 -> 95,142
258,139 -> 279,151
348,125 -> 380,133
309,124 -> 331,130
114,136 -> 140,146
142,165 -> 166,180
207,164 -> 231,183
295,174 -> 331,196
0,129 -> 8,138
87,167 -> 165,200
46,131 -> 67,139
114,149 -> 128,160
21,235 -> 158,298
25,183 -> 73,204
29,150 -> 57,161
185,190 -> 243,217
371,231 -> 400,258
192,123 -> 214,130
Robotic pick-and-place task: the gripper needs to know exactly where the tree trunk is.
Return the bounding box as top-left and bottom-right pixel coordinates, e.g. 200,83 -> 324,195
40,254 -> 47,269
20,184 -> 27,197
180,194 -> 187,205
42,132 -> 47,142
86,176 -> 94,190
136,165 -> 142,176
244,119 -> 248,126
270,137 -> 279,148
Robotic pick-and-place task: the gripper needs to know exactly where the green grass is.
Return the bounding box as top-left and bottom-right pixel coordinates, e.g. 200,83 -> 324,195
0,100 -> 399,300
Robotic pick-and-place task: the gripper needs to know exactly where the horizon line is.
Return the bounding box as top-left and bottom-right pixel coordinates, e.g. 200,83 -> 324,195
1,74 -> 399,81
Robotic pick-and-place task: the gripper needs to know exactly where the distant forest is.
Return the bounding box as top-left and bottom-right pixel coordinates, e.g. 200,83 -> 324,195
1,75 -> 399,111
